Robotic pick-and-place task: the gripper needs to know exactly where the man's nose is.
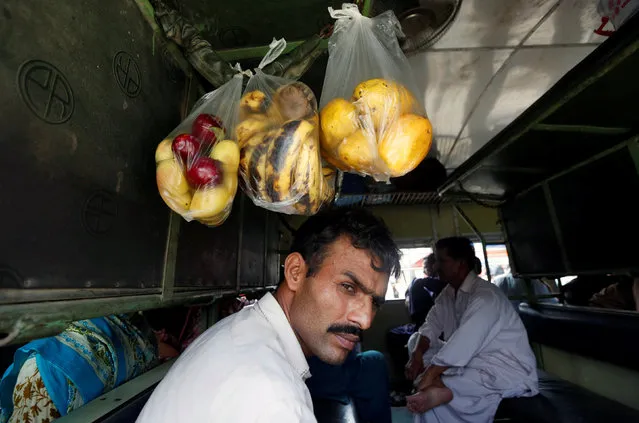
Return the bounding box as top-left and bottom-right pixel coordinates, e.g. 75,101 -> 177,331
347,298 -> 374,331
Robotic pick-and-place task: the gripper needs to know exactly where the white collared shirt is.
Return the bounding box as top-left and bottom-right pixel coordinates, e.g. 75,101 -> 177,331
137,293 -> 317,423
418,272 -> 538,395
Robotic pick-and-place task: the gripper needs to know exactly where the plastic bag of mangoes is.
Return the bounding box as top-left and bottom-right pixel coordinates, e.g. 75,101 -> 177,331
155,70 -> 242,226
236,39 -> 336,215
319,3 -> 433,182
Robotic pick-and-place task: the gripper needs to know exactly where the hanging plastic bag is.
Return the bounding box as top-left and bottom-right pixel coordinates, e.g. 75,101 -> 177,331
319,4 -> 433,182
155,67 -> 243,226
237,39 -> 336,215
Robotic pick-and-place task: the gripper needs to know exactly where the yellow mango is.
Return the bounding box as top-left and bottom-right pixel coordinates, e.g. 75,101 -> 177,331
352,78 -> 400,133
379,114 -> 432,177
398,84 -> 418,115
336,129 -> 377,173
320,98 -> 359,153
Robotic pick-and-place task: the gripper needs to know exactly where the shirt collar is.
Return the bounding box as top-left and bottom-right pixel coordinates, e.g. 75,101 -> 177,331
256,292 -> 311,380
459,271 -> 478,293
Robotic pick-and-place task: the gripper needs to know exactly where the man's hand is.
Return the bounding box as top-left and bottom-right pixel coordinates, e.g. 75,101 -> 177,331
405,354 -> 425,381
405,335 -> 430,380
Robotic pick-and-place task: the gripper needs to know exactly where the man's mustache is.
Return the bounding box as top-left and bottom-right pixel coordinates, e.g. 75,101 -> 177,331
327,324 -> 362,337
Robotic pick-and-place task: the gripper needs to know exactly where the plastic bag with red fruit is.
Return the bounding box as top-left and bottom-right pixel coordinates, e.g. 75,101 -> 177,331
154,68 -> 243,226
237,38 -> 336,215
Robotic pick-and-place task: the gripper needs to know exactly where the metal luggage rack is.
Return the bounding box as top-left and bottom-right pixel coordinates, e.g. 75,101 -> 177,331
333,191 -> 478,207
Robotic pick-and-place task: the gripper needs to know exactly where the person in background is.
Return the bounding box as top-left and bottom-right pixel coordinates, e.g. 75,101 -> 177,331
493,265 -> 505,277
137,208 -> 401,423
306,348 -> 391,423
386,254 -> 440,403
473,256 -> 483,275
494,273 -> 559,310
0,308 -> 200,423
561,274 -> 625,306
405,237 -> 538,423
422,253 -> 446,300
589,274 -> 639,311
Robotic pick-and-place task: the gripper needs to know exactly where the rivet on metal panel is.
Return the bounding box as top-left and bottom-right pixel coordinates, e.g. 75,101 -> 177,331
17,59 -> 74,124
219,26 -> 250,48
81,190 -> 118,236
112,51 -> 142,98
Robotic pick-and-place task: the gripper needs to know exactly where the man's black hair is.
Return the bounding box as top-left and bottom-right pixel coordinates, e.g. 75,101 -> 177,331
473,256 -> 482,274
435,237 -> 476,269
288,207 -> 401,279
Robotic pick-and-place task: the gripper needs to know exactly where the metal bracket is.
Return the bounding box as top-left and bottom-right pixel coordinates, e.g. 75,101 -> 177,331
542,182 -> 572,274
161,211 -> 181,301
454,205 -> 492,282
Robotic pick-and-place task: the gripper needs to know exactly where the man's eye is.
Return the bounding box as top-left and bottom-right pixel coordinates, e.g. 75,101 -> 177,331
341,283 -> 356,294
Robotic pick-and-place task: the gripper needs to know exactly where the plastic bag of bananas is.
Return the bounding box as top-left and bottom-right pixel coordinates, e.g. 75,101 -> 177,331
237,39 -> 336,215
155,68 -> 243,226
318,4 -> 433,182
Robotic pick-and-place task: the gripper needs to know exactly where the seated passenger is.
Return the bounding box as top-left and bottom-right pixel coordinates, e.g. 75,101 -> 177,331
422,254 -> 447,300
589,275 -> 639,312
306,349 -> 391,423
0,309 -> 198,423
494,273 -> 559,309
137,208 -> 401,422
387,254 -> 439,398
404,237 -> 538,422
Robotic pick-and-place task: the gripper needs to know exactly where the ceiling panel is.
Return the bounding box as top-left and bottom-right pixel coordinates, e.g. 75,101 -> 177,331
430,0 -> 558,49
524,0 -> 608,45
408,49 -> 513,163
450,44 -> 596,166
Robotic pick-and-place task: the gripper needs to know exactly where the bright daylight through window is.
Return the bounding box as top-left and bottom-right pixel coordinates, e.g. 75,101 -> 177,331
386,244 -> 511,300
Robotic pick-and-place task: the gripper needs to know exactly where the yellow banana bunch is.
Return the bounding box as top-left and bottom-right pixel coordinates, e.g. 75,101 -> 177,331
238,83 -> 335,215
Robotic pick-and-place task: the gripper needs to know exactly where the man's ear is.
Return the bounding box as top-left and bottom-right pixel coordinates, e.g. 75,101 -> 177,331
283,253 -> 307,293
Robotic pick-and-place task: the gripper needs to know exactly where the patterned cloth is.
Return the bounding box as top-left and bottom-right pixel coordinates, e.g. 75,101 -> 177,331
1,315 -> 157,423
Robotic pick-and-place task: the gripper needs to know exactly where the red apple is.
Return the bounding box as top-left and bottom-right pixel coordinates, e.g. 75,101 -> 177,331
172,134 -> 201,164
186,157 -> 224,188
192,114 -> 224,145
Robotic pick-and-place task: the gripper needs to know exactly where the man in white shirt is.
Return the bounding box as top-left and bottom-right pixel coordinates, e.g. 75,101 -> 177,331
136,207 -> 401,423
404,237 -> 538,423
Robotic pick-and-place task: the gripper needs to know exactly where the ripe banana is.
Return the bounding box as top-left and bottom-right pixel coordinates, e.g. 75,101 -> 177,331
235,114 -> 270,147
240,90 -> 268,120
291,141 -> 312,215
305,141 -> 322,213
265,119 -> 314,203
237,99 -> 335,214
241,130 -> 275,202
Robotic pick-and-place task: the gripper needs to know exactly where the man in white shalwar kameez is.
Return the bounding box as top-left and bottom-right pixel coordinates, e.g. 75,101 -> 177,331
404,237 -> 538,423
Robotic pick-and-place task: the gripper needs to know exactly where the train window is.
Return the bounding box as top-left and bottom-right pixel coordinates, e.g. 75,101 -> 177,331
387,247 -> 433,300
473,243 -> 510,281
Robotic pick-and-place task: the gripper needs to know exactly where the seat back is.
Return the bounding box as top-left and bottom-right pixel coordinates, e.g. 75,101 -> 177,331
518,302 -> 639,372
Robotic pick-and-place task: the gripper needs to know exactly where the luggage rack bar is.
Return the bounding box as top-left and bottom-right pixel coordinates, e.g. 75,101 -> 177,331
333,191 -> 496,208
0,286 -> 276,346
